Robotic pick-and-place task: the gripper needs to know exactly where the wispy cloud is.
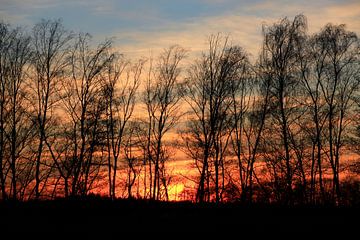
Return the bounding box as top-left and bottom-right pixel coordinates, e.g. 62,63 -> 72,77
112,14 -> 268,62
244,0 -> 360,33
1,0 -> 359,62
112,0 -> 360,61
316,1 -> 360,31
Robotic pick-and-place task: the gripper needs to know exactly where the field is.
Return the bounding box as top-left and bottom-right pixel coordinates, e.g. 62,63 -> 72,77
0,197 -> 358,237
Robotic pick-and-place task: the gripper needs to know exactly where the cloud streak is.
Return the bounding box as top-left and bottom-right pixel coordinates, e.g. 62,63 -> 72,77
112,0 -> 360,61
1,0 -> 359,62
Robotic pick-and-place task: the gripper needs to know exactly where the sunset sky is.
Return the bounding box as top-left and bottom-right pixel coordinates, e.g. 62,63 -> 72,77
1,0 -> 359,59
0,0 -> 360,205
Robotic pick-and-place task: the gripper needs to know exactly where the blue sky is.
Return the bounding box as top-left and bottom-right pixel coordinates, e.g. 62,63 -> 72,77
1,0 -> 359,59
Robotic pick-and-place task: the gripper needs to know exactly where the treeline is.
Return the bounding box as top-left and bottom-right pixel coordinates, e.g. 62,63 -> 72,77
0,15 -> 359,205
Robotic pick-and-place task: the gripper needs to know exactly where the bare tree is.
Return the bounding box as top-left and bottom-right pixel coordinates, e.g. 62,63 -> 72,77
103,54 -> 143,199
298,31 -> 330,203
181,35 -> 248,203
314,24 -> 360,203
229,54 -> 273,203
2,26 -> 34,200
259,15 -> 307,204
30,19 -> 73,199
143,45 -> 186,200
44,120 -> 77,197
61,33 -> 113,196
122,122 -> 143,199
0,22 -> 11,199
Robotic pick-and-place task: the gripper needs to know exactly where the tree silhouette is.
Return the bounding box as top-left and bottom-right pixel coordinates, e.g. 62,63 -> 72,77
259,15 -> 308,204
30,19 -> 73,199
0,15 -> 359,205
0,25 -> 34,200
61,33 -> 113,196
103,54 -> 143,199
314,24 -> 359,203
143,45 -> 186,200
181,35 -> 249,202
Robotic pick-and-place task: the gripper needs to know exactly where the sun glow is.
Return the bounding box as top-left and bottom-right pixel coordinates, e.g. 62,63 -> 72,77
168,183 -> 185,201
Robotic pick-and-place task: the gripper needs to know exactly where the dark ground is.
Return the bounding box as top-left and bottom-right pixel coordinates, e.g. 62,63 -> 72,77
0,197 -> 359,237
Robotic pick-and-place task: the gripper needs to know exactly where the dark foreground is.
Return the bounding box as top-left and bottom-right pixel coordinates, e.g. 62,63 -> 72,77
0,198 -> 359,237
